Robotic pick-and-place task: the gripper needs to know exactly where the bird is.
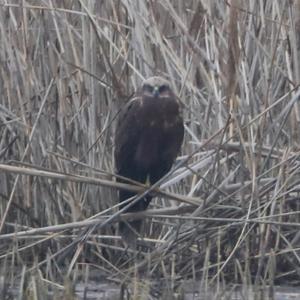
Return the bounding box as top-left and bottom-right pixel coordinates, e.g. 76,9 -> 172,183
114,76 -> 184,245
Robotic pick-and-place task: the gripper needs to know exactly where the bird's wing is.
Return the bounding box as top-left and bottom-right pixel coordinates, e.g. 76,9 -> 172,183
114,96 -> 142,177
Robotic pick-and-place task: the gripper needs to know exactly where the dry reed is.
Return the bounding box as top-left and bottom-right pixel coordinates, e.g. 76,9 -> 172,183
1,0 -> 300,299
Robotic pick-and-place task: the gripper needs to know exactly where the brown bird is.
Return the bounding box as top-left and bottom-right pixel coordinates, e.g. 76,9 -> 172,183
114,76 -> 184,244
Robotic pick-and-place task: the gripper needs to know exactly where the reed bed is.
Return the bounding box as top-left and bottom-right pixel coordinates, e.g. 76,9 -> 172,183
1,0 -> 300,299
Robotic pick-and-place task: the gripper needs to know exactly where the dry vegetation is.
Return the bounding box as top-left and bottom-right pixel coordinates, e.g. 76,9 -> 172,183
1,0 -> 300,299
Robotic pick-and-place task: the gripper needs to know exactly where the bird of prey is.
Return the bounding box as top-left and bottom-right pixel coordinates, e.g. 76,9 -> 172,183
114,76 -> 184,244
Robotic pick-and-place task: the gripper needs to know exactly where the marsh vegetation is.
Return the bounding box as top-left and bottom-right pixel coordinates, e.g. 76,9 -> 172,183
1,0 -> 300,299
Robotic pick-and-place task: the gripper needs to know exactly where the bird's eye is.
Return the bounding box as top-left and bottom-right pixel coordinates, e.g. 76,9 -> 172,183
143,84 -> 153,93
159,85 -> 169,93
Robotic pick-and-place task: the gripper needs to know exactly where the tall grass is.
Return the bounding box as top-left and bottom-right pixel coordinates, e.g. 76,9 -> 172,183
1,0 -> 300,298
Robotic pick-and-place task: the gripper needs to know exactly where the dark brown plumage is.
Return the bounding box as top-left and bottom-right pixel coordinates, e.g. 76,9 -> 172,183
114,76 -> 184,244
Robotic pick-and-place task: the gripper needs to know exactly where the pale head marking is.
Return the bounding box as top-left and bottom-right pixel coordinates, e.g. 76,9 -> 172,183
141,76 -> 172,98
142,76 -> 171,88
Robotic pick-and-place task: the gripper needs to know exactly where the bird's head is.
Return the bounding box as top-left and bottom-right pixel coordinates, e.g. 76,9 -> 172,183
141,76 -> 173,99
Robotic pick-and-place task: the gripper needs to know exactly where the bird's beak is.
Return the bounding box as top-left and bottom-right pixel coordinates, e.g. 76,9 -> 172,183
153,86 -> 159,97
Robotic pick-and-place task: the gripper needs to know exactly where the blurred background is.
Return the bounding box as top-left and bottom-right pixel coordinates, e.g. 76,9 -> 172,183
1,0 -> 300,299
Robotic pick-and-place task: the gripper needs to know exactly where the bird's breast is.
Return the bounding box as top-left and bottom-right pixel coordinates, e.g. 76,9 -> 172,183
132,97 -> 182,170
134,123 -> 161,169
134,115 -> 180,170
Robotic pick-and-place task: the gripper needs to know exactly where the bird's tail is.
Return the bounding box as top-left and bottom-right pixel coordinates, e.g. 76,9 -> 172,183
118,190 -> 152,248
119,219 -> 142,248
